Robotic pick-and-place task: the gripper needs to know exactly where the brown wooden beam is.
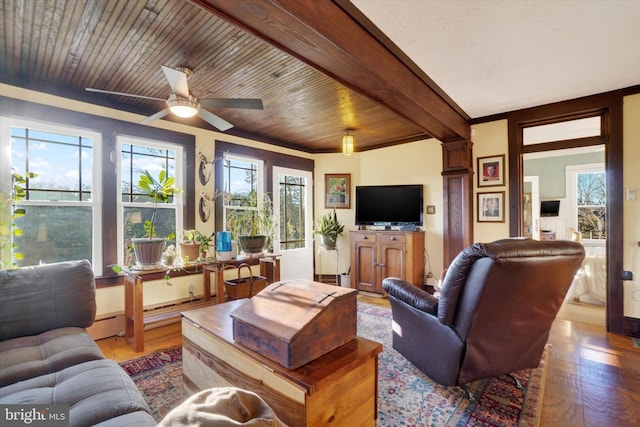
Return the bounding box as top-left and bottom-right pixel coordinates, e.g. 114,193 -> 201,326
192,0 -> 470,142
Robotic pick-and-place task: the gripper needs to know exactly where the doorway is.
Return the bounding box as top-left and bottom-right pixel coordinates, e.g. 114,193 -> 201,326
508,92 -> 624,333
524,147 -> 606,326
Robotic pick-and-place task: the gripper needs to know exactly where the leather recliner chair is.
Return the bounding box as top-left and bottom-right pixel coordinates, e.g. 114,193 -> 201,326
382,238 -> 585,390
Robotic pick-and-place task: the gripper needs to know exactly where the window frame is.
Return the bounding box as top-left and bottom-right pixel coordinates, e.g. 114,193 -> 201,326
117,135 -> 185,265
214,141 -> 314,237
1,117 -> 103,271
1,96 -> 196,278
222,152 -> 265,234
566,162 -> 606,242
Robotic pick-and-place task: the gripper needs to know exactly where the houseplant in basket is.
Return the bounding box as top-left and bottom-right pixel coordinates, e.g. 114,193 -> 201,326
131,169 -> 177,267
314,209 -> 344,249
226,192 -> 275,255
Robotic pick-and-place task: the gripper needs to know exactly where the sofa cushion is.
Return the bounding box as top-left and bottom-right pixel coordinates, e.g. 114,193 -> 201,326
0,359 -> 156,426
0,327 -> 104,387
0,260 -> 96,341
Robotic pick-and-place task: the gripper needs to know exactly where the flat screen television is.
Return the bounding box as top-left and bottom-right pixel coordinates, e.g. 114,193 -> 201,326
355,184 -> 423,227
540,200 -> 560,217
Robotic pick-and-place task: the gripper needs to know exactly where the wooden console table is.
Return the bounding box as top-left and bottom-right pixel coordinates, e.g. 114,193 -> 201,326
123,255 -> 280,352
182,300 -> 382,426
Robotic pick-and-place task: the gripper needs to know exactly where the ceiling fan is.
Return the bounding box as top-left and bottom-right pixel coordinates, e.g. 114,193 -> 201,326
86,65 -> 263,131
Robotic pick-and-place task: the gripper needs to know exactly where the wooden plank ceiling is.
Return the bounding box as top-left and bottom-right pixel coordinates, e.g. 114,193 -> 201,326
0,0 -> 469,153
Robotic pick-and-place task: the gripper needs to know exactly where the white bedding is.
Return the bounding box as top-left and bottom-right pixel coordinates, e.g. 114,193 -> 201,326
569,243 -> 606,305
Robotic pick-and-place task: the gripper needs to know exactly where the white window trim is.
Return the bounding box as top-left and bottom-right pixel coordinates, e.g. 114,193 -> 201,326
116,135 -> 184,263
565,162 -> 605,243
0,116 -> 103,271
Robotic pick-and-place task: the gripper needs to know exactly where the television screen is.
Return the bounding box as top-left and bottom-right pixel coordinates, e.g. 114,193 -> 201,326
540,200 -> 560,217
355,185 -> 423,226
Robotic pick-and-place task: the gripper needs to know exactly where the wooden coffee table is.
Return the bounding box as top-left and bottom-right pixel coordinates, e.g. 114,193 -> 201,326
181,300 -> 382,427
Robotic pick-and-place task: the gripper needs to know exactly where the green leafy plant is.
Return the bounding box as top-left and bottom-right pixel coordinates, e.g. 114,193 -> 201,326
137,169 -> 176,239
226,192 -> 276,253
314,209 -> 344,248
181,229 -> 214,259
226,192 -> 275,238
0,171 -> 38,269
195,231 -> 214,254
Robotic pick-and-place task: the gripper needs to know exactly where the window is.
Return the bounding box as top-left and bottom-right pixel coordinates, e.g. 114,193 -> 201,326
118,137 -> 183,264
222,154 -> 264,232
279,174 -> 306,250
576,170 -> 606,240
1,119 -> 101,270
566,163 -> 606,241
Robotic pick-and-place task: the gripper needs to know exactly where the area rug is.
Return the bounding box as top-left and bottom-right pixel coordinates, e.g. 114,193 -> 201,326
120,302 -> 547,426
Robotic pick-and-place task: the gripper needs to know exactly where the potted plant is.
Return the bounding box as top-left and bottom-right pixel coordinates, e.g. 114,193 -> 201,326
131,169 -> 177,267
314,209 -> 344,249
180,229 -> 214,262
195,231 -> 214,260
180,229 -> 201,263
226,192 -> 275,255
163,244 -> 177,266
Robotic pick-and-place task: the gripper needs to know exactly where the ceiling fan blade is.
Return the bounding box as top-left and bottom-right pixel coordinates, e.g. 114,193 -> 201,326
198,108 -> 233,131
200,98 -> 264,110
140,109 -> 170,124
85,87 -> 165,102
161,65 -> 190,99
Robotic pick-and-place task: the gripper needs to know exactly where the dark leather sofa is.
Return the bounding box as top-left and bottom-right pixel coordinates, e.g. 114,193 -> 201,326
382,238 -> 585,388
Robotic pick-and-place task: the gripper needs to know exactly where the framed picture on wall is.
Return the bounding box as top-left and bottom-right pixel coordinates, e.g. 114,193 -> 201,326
478,191 -> 505,222
477,154 -> 505,187
325,173 -> 351,209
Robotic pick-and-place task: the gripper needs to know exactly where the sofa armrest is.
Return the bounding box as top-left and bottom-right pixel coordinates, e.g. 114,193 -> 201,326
0,260 -> 96,341
382,277 -> 439,315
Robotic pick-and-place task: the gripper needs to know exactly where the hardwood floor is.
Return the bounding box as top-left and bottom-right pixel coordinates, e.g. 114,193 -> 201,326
97,295 -> 640,426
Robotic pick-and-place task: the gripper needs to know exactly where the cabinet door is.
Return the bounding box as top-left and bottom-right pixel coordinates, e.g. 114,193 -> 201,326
379,242 -> 406,289
354,238 -> 377,293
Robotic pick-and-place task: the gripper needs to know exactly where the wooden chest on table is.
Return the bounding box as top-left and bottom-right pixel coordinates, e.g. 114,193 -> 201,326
230,279 -> 357,369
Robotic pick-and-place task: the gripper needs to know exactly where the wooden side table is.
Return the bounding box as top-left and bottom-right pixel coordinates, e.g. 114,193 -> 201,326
123,263 -> 212,352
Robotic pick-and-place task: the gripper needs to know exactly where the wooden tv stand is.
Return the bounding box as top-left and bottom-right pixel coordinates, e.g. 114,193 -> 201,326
350,230 -> 425,294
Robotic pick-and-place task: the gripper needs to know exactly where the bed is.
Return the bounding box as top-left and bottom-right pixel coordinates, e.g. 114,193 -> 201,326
569,242 -> 607,305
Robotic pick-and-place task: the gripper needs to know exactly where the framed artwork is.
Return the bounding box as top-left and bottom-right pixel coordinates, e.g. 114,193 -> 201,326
477,154 -> 505,187
478,191 -> 505,222
325,173 -> 351,209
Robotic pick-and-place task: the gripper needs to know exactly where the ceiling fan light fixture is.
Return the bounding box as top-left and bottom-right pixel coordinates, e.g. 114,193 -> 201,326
342,131 -> 354,155
167,93 -> 199,118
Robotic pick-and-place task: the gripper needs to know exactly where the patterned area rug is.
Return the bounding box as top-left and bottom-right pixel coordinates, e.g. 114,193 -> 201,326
120,302 -> 547,426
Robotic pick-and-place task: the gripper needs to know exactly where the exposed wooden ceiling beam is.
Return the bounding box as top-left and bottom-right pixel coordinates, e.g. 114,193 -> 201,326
192,0 -> 470,142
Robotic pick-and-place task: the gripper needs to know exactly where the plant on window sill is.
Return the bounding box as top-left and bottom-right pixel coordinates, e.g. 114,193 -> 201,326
129,169 -> 178,268
138,169 -> 177,240
0,171 -> 38,269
